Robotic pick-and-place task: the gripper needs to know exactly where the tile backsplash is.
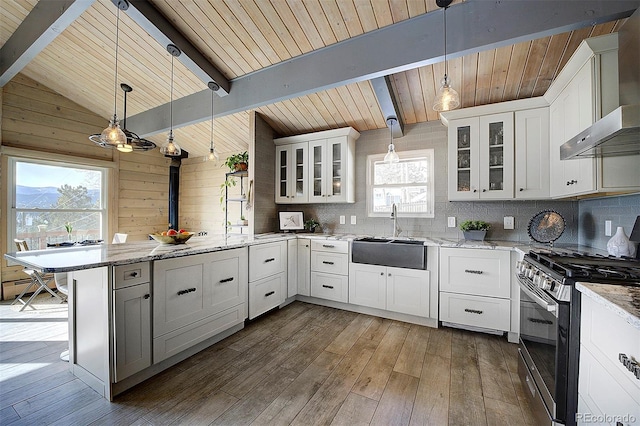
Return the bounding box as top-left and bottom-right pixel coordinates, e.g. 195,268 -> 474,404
578,193 -> 640,250
277,121 -> 581,244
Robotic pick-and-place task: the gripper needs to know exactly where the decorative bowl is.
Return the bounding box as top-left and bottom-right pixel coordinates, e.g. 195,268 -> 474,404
149,232 -> 194,245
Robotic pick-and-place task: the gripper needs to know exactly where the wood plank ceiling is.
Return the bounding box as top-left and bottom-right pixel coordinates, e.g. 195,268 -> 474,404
0,0 -> 626,158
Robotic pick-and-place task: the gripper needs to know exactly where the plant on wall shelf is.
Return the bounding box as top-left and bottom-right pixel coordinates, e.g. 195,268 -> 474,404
223,151 -> 248,172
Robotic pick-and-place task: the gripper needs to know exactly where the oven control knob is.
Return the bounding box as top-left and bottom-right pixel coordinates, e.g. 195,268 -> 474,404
527,269 -> 536,279
541,278 -> 553,291
533,274 -> 542,285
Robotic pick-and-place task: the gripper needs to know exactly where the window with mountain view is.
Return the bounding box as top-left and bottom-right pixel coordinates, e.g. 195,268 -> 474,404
9,158 -> 107,250
366,149 -> 435,218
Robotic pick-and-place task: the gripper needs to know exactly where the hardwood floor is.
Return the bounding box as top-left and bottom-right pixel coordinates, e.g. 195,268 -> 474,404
0,299 -> 537,425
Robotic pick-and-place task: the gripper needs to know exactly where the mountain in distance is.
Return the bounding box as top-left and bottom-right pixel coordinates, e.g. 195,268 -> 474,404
16,185 -> 100,208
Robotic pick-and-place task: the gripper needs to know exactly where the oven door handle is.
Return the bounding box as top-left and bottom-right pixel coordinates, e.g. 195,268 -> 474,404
517,275 -> 557,316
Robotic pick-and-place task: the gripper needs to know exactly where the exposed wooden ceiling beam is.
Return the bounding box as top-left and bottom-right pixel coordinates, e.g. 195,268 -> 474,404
128,1 -> 640,136
126,0 -> 230,96
0,0 -> 96,87
372,76 -> 404,137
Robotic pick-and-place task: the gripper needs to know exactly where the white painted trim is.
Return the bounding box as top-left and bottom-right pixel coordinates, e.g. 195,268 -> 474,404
0,146 -> 117,169
439,97 -> 548,127
273,127 -> 360,145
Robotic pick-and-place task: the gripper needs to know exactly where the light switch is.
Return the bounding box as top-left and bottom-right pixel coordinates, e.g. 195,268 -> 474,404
504,216 -> 515,230
605,220 -> 612,236
340,215 -> 345,225
447,217 -> 456,228
351,215 -> 357,225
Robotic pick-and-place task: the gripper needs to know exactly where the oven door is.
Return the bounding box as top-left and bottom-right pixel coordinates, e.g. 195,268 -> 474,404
517,273 -> 560,423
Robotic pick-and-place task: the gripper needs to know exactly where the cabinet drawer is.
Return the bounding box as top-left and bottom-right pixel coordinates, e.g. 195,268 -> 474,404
153,304 -> 245,363
579,344 -> 640,421
249,272 -> 286,319
440,248 -> 511,298
311,251 -> 348,275
311,272 -> 348,303
439,292 -> 510,331
311,240 -> 348,254
249,241 -> 286,281
581,296 -> 640,393
114,262 -> 150,289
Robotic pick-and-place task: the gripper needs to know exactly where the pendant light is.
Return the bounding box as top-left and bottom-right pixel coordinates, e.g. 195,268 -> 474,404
384,116 -> 400,164
117,83 -> 157,151
90,4 -> 126,148
433,0 -> 460,112
160,44 -> 182,157
205,81 -> 220,162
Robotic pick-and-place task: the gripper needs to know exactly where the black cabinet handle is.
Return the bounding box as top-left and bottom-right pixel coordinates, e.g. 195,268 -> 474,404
265,291 -> 275,297
219,277 -> 234,283
322,284 -> 334,289
464,269 -> 483,274
380,272 -> 384,276
619,353 -> 640,380
143,294 -> 150,299
322,244 -> 335,248
322,261 -> 334,265
177,287 -> 197,296
528,318 -> 553,325
464,308 -> 483,314
519,188 -> 524,192
473,189 -> 477,193
130,271 -> 138,277
482,189 -> 487,192
264,258 -> 275,263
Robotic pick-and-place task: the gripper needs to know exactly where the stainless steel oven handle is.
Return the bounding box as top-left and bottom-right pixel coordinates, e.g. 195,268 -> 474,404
517,274 -> 557,316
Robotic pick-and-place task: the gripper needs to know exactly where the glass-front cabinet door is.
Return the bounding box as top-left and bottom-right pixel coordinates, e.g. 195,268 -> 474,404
308,139 -> 326,203
275,143 -> 308,203
448,117 -> 479,200
308,137 -> 350,203
328,137 -> 348,202
479,112 -> 513,199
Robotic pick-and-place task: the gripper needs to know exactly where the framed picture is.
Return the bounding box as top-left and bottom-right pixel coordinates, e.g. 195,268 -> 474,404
279,212 -> 304,230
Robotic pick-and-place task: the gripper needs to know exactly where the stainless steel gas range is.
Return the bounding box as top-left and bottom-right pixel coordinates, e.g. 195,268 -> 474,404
516,250 -> 640,426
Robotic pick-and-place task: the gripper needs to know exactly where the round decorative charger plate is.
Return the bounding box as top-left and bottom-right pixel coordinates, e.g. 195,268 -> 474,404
528,210 -> 565,244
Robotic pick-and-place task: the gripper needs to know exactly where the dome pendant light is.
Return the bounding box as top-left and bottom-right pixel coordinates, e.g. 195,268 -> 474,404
160,44 -> 182,157
94,5 -> 126,148
433,0 -> 460,112
384,116 -> 400,164
205,81 -> 220,163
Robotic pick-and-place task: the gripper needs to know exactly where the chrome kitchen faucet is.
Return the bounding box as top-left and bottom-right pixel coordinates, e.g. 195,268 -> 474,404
391,203 -> 402,238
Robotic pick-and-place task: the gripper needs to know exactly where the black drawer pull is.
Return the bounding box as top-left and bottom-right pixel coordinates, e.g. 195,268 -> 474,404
177,287 -> 197,296
264,258 -> 276,263
464,269 -> 483,274
322,261 -> 334,265
265,291 -> 275,297
219,277 -> 234,283
528,318 -> 553,325
130,271 -> 138,277
618,353 -> 640,380
322,284 -> 334,289
322,244 -> 335,248
464,308 -> 483,315
143,294 -> 150,299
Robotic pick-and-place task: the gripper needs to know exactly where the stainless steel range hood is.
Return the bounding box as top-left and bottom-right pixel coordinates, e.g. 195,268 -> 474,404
561,7 -> 640,159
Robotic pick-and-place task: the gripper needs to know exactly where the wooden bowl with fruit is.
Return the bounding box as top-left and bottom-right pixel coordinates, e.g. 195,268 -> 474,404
149,229 -> 194,244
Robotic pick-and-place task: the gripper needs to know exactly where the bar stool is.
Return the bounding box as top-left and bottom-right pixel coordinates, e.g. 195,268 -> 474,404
12,239 -> 63,311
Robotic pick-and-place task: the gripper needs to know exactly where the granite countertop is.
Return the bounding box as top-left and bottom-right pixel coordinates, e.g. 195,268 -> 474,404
576,282 -> 640,331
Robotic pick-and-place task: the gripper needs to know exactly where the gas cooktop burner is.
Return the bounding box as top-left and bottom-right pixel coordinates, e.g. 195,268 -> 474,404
526,250 -> 640,283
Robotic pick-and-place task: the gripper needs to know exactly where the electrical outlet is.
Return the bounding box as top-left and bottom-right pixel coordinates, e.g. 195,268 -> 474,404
504,216 -> 515,230
339,215 -> 345,225
447,217 -> 456,228
605,220 -> 612,236
351,215 -> 357,225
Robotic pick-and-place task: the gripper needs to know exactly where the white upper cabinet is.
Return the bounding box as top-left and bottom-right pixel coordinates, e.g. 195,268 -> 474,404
275,142 -> 308,203
545,33 -> 640,198
442,98 -> 549,201
274,127 -> 359,204
447,112 -> 514,200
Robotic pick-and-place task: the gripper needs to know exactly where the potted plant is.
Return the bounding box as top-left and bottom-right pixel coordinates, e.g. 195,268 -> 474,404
64,222 -> 73,241
223,151 -> 249,172
459,220 -> 491,241
304,218 -> 320,233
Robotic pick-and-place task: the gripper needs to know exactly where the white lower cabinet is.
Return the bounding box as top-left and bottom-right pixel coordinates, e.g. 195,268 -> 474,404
297,238 -> 311,296
310,240 -> 349,303
349,263 -> 430,317
439,247 -> 511,332
578,295 -> 640,422
310,272 -> 348,303
153,248 -> 248,363
249,241 -> 287,319
113,282 -> 151,382
287,239 -> 297,298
